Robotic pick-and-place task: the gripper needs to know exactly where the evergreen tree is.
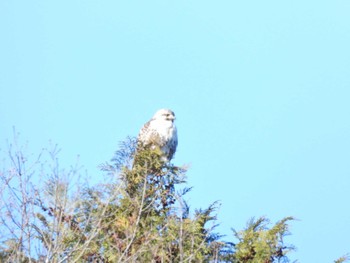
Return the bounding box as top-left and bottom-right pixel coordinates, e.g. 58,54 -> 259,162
2,134 -> 345,262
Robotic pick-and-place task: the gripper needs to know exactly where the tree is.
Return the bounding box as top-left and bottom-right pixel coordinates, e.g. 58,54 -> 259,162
335,255 -> 350,263
232,217 -> 295,263
0,132 -> 324,262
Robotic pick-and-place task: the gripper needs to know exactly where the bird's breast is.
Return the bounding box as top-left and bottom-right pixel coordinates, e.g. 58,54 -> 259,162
150,121 -> 176,142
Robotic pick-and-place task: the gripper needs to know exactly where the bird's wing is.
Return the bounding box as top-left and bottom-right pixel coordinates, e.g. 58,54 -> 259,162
167,130 -> 178,160
138,120 -> 152,143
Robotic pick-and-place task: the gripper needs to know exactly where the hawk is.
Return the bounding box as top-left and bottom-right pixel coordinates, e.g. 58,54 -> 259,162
137,109 -> 178,162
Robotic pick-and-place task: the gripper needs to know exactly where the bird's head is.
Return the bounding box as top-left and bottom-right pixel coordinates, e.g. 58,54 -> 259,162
153,109 -> 176,122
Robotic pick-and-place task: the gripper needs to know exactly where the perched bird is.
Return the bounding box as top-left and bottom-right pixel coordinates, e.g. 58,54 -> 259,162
137,109 -> 178,162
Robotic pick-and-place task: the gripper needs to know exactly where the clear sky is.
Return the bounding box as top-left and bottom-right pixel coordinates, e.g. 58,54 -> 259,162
1,1 -> 349,262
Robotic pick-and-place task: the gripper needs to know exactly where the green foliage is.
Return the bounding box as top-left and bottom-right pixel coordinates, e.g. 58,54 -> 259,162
93,137 -> 218,262
233,217 -> 295,263
335,255 -> 350,263
0,135 -> 304,262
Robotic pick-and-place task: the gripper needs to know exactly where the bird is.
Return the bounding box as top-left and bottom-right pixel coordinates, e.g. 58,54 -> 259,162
137,109 -> 178,162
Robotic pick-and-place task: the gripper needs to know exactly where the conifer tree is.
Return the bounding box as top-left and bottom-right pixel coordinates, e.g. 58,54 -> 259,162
3,134 -> 347,262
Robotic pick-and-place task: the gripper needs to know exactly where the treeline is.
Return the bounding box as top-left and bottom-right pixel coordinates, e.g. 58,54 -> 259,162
0,135 -> 346,262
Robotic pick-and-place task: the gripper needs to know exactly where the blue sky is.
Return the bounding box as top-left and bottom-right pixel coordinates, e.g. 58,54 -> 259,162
1,1 -> 350,262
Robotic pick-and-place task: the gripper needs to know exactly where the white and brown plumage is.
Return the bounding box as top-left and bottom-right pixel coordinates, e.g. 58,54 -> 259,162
137,109 -> 178,162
